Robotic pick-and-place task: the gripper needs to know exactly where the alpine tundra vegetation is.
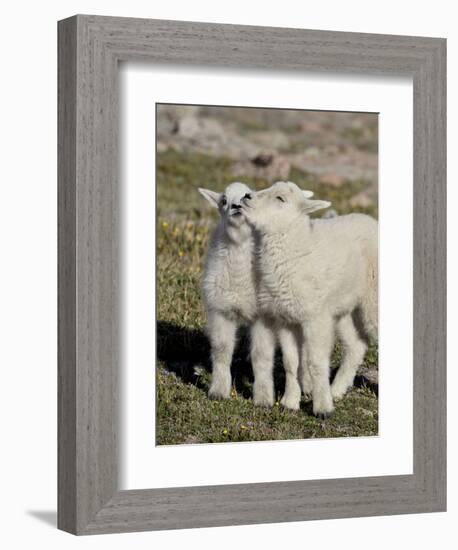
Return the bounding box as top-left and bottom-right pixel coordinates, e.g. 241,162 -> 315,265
156,106 -> 379,444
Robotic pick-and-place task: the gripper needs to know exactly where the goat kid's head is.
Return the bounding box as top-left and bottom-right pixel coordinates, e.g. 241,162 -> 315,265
199,182 -> 253,234
242,181 -> 330,233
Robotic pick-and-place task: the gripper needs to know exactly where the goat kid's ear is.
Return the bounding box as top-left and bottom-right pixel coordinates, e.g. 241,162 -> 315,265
198,188 -> 220,208
302,190 -> 314,199
302,198 -> 332,214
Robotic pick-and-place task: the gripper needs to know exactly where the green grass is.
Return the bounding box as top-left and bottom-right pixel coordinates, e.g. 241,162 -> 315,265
156,149 -> 378,445
157,149 -> 377,220
157,367 -> 377,445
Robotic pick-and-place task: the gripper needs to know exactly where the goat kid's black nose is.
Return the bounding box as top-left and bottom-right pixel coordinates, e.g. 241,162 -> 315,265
231,204 -> 242,210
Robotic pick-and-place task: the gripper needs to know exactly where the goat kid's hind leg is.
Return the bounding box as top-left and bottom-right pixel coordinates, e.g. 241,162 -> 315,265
278,327 -> 301,411
207,312 -> 237,400
331,314 -> 367,400
250,318 -> 275,407
303,316 -> 335,418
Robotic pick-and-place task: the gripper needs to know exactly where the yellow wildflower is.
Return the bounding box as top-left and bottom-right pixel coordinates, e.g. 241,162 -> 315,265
162,221 -> 169,229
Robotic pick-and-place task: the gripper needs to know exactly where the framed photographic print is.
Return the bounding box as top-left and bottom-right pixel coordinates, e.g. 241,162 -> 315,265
58,15 -> 446,535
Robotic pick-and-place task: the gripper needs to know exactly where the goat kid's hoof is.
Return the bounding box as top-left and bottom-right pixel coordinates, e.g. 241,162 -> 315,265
280,394 -> 301,411
330,390 -> 346,402
331,382 -> 351,401
312,392 -> 334,418
208,386 -> 231,400
253,398 -> 275,408
253,385 -> 274,408
315,411 -> 333,420
313,399 -> 334,419
253,395 -> 274,408
208,392 -> 228,401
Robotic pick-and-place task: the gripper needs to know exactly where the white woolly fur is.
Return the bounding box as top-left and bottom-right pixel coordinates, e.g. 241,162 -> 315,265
243,181 -> 378,417
199,182 -> 312,408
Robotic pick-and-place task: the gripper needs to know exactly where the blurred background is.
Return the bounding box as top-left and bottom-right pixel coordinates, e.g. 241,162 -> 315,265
156,104 -> 378,446
157,104 -> 378,219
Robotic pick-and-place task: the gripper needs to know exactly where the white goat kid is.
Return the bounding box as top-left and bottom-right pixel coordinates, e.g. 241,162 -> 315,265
242,181 -> 378,417
199,182 -> 313,408
199,182 -> 254,401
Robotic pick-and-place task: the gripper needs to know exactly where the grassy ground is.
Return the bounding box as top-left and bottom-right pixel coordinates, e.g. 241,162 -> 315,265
156,150 -> 378,445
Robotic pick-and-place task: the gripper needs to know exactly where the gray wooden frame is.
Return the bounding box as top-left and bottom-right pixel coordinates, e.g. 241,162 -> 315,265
58,14 -> 446,535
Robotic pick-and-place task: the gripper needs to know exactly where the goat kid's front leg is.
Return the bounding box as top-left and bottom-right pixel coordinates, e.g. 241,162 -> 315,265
207,312 -> 237,400
250,318 -> 275,407
278,327 -> 301,410
303,316 -> 335,418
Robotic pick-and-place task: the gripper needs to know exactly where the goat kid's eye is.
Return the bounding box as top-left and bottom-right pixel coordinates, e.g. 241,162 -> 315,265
244,193 -> 252,200
276,196 -> 285,203
221,197 -> 227,206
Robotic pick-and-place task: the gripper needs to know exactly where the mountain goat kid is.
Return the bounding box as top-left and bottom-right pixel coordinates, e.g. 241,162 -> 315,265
242,181 -> 378,418
199,182 -> 314,409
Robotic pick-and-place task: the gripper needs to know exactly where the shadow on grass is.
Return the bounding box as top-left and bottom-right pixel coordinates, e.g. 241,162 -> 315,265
157,320 -> 260,399
157,320 -> 378,400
